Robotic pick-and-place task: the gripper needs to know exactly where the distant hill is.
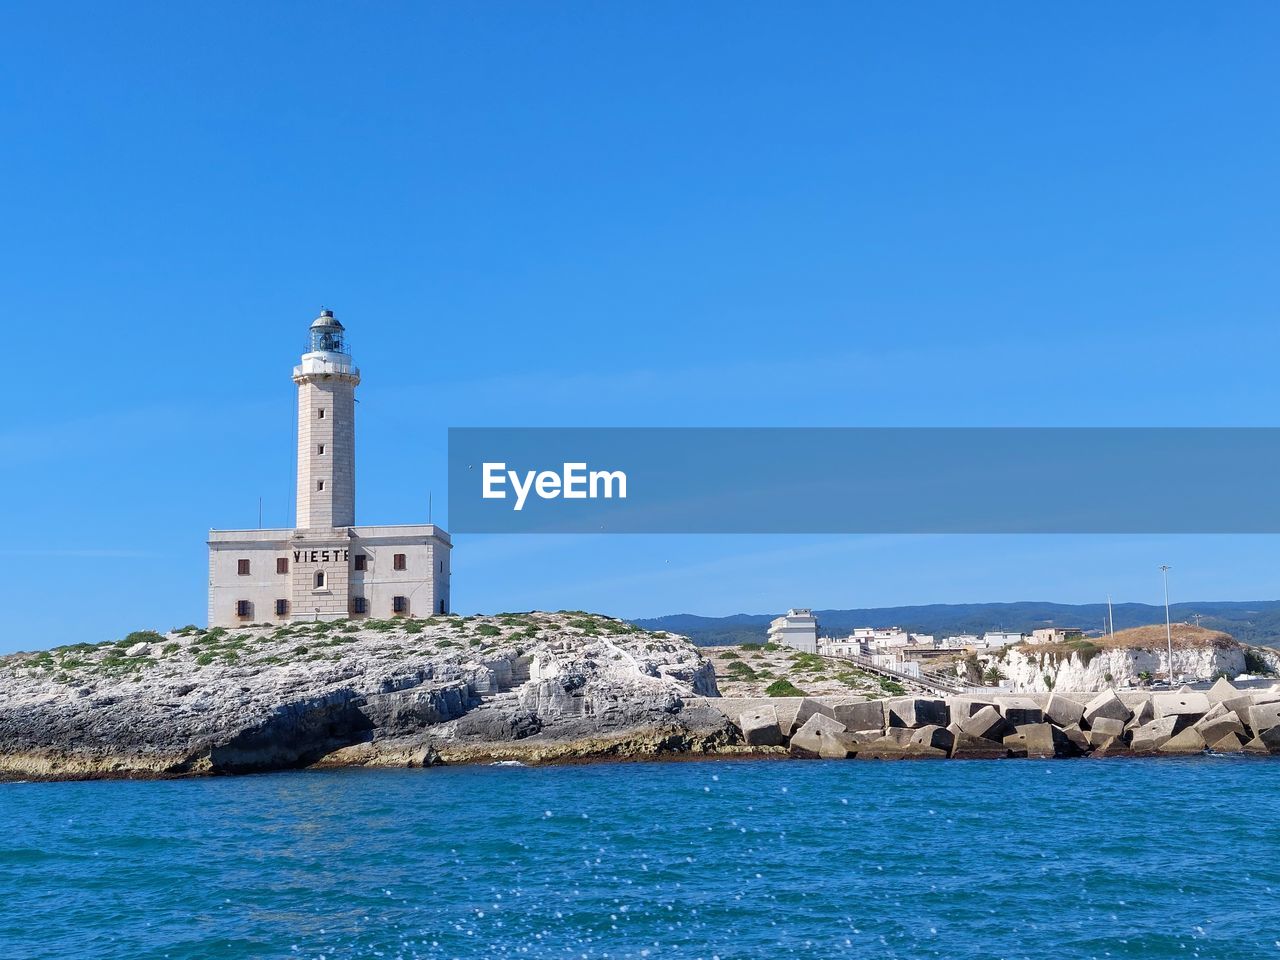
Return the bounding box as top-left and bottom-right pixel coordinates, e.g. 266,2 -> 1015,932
634,600 -> 1280,647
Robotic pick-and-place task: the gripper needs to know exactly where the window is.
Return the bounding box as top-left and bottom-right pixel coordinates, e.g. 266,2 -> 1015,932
276,557 -> 289,575
318,408 -> 325,419
354,554 -> 367,572
438,560 -> 442,573
393,553 -> 406,571
314,570 -> 326,589
237,558 -> 250,576
235,599 -> 251,617
393,595 -> 408,614
275,599 -> 289,616
317,480 -> 325,492
351,596 -> 367,615
317,444 -> 326,455
439,599 -> 445,614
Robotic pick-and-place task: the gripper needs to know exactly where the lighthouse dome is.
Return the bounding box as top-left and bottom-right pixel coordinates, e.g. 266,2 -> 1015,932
308,309 -> 347,354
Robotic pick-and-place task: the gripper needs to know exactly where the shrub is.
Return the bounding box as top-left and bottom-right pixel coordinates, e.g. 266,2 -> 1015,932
119,630 -> 165,648
403,620 -> 425,635
1245,649 -> 1273,676
476,624 -> 501,637
765,679 -> 807,697
724,661 -> 758,681
790,652 -> 826,672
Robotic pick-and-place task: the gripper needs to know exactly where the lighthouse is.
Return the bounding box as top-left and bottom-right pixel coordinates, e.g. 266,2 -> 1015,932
294,310 -> 359,529
207,309 -> 451,626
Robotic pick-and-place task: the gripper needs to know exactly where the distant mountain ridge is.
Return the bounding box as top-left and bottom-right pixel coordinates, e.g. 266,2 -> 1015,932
634,600 -> 1280,647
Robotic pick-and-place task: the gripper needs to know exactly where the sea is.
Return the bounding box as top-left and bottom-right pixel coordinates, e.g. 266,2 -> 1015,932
2,757 -> 1278,960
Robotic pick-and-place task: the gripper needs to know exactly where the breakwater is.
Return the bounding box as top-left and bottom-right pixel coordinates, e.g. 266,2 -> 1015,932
700,676 -> 1280,758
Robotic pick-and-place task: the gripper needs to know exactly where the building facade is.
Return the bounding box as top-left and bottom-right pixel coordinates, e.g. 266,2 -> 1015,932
1027,627 -> 1084,645
768,609 -> 818,652
208,310 -> 451,626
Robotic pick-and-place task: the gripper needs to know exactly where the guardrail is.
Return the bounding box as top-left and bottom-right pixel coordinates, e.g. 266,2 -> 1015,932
829,651 -> 967,696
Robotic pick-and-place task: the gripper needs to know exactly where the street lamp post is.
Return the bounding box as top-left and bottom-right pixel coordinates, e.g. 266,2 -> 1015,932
1159,565 -> 1173,687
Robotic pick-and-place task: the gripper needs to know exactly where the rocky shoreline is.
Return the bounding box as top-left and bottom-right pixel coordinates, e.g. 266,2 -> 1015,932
3,613 -> 1280,780
0,612 -> 732,780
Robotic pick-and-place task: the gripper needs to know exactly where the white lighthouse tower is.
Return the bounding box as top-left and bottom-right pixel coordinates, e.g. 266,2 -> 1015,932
294,310 -> 359,529
207,309 -> 451,626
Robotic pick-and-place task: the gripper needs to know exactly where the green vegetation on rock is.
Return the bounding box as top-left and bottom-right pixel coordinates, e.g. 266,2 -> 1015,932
765,678 -> 807,697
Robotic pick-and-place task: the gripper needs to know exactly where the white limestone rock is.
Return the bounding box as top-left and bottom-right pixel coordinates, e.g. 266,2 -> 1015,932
0,612 -> 726,778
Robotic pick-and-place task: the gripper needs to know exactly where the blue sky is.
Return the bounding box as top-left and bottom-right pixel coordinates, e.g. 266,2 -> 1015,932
4,3 -> 1280,650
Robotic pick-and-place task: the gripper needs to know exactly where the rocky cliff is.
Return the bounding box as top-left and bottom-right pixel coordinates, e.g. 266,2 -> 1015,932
0,612 -> 728,779
964,625 -> 1280,694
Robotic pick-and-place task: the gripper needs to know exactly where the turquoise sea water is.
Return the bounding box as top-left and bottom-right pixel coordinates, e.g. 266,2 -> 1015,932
2,758 -> 1279,960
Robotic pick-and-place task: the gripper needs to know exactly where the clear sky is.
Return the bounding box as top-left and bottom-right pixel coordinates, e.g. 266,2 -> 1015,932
4,3 -> 1280,651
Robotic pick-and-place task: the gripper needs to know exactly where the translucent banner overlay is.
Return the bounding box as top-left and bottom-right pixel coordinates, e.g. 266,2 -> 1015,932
447,427 -> 1280,533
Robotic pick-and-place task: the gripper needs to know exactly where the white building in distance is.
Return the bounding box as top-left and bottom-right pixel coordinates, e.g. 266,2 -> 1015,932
820,626 -> 911,656
980,631 -> 1024,649
768,609 -> 818,653
207,310 -> 451,626
820,627 -> 942,658
1027,627 -> 1085,645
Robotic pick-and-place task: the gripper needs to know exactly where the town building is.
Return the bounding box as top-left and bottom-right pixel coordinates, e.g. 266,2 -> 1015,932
839,626 -> 910,649
980,631 -> 1024,649
768,609 -> 818,652
1028,627 -> 1085,645
207,310 -> 451,626
868,652 -> 922,678
819,636 -> 864,657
